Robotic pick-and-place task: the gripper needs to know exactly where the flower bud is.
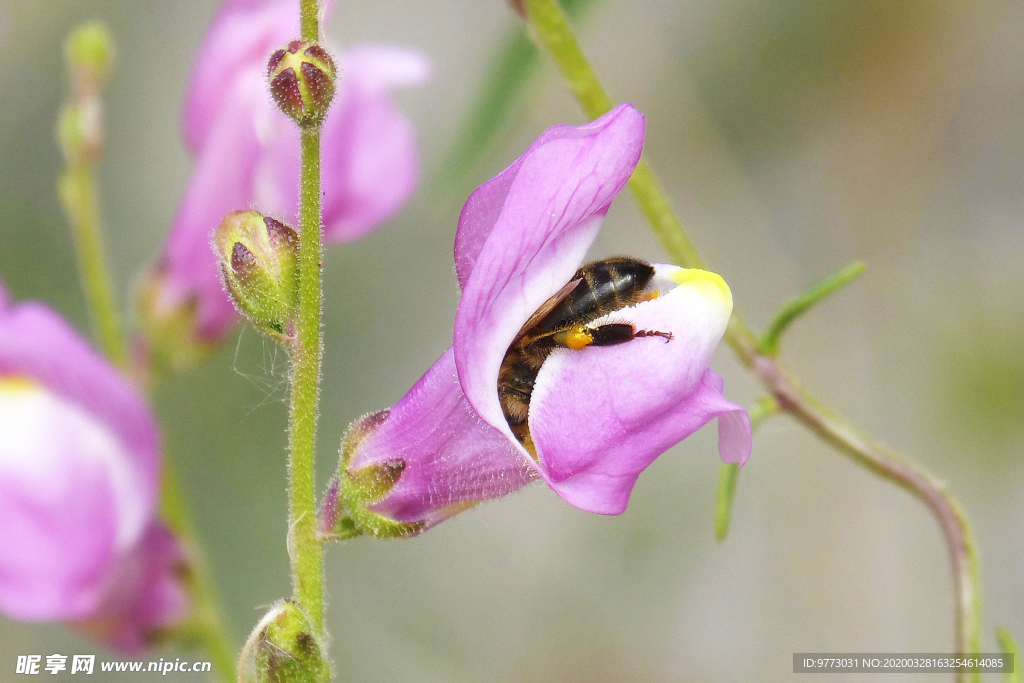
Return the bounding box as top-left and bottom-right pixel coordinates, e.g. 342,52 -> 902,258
242,601 -> 328,683
267,40 -> 337,129
213,210 -> 299,339
57,100 -> 103,165
134,266 -> 217,380
66,22 -> 115,93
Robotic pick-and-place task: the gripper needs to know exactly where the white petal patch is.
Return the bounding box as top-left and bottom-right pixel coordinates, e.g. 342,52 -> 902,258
0,379 -> 149,552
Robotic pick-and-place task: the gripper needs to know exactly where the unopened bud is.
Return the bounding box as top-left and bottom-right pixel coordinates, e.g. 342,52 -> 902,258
134,265 -> 218,380
267,40 -> 337,129
213,210 -> 299,339
57,100 -> 103,164
65,22 -> 114,94
241,601 -> 328,683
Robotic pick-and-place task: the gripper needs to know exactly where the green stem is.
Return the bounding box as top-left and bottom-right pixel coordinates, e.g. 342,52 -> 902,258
159,467 -> 235,681
715,397 -> 778,541
300,0 -> 319,41
523,0 -> 983,667
288,124 -> 325,634
58,162 -> 128,369
996,628 -> 1022,683
758,261 -> 866,357
57,34 -> 236,677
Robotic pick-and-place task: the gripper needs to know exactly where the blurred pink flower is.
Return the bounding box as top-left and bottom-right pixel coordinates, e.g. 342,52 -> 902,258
0,285 -> 189,652
334,105 -> 751,534
148,0 -> 429,344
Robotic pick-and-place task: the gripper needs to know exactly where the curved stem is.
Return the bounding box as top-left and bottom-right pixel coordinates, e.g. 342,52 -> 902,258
522,0 -> 983,667
758,261 -> 866,357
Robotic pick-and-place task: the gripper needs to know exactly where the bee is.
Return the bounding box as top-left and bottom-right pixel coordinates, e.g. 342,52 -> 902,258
498,256 -> 672,448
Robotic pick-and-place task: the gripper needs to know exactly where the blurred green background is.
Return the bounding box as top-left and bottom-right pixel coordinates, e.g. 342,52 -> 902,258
1,0 -> 1022,681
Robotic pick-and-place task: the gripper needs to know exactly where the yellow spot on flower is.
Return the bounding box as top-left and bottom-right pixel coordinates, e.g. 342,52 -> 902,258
668,268 -> 732,311
0,375 -> 38,395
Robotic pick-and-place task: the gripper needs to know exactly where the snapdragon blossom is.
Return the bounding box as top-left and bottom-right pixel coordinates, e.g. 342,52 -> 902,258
0,284 -> 188,652
144,0 -> 429,346
333,104 -> 752,535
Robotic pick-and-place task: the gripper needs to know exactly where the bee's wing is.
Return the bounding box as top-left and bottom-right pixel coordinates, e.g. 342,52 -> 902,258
511,278 -> 584,343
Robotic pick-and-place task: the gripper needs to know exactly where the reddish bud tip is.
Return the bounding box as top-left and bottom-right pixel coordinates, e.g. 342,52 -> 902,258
213,210 -> 299,339
230,242 -> 258,279
266,40 -> 337,129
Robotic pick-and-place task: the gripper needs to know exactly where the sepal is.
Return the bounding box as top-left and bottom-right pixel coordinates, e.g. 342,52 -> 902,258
212,210 -> 299,340
319,412 -> 423,540
240,600 -> 329,683
267,41 -> 337,129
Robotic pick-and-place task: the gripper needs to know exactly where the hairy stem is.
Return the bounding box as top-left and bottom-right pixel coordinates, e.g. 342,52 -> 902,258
300,0 -> 319,42
288,123 -> 326,634
522,0 -> 982,666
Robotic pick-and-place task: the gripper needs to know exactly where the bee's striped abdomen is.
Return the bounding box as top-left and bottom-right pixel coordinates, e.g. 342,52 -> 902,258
531,257 -> 655,335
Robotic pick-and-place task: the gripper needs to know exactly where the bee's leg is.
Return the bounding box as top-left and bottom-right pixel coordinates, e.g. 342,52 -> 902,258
551,323 -> 673,350
633,328 -> 673,343
589,323 -> 672,346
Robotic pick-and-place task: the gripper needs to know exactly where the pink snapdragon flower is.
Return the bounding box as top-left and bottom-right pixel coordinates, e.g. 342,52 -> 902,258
0,285 -> 188,652
144,0 -> 429,346
332,104 -> 752,535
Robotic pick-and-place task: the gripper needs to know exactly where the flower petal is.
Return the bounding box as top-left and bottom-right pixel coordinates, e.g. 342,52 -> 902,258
528,266 -> 750,514
165,69 -> 266,341
453,104 -> 646,439
0,380 -> 133,620
342,44 -> 432,91
182,0 -> 299,152
75,522 -> 191,654
0,301 -> 159,502
349,348 -> 534,529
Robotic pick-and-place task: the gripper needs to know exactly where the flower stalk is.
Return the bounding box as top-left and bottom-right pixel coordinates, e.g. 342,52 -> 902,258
158,469 -> 235,681
521,0 -> 983,667
286,0 -> 327,642
57,23 -> 127,369
58,22 -> 235,681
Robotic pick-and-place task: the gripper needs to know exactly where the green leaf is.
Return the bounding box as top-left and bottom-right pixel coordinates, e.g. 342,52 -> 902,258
997,628 -> 1021,683
758,261 -> 866,357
